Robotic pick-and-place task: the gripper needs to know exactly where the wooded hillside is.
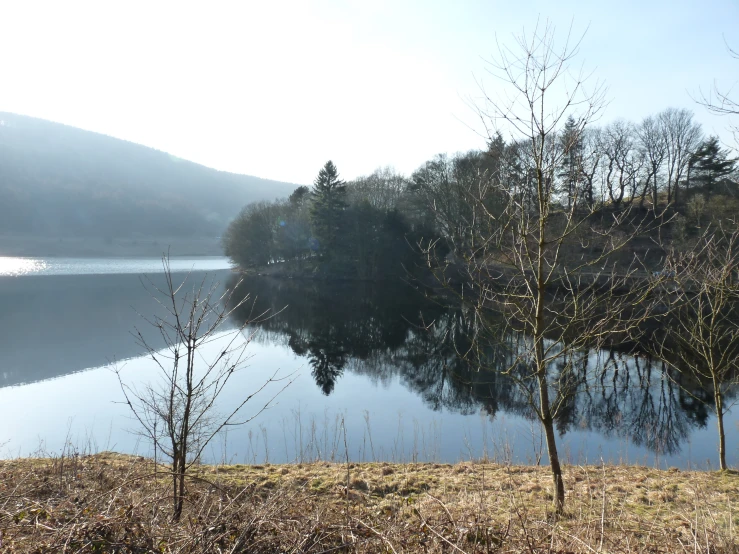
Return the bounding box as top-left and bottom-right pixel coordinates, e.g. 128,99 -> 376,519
0,112 -> 299,248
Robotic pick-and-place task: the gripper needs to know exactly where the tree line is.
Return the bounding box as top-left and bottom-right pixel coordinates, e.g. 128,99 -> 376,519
223,113 -> 736,281
222,161 -> 444,279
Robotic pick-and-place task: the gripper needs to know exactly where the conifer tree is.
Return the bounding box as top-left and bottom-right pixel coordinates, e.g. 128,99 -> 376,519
690,136 -> 737,195
310,161 -> 347,259
558,115 -> 583,210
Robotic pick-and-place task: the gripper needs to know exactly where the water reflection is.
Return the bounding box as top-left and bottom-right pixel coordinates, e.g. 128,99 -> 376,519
0,269 -> 735,465
228,276 -> 727,460
555,351 -> 711,456
0,270 -> 231,387
0,257 -> 47,276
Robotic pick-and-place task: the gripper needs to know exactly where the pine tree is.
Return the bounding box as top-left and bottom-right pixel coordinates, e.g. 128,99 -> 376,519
310,161 -> 347,259
558,115 -> 583,210
690,136 -> 737,195
289,185 -> 311,207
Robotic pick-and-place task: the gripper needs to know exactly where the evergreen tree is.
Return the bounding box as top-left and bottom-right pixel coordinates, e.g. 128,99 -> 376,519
310,161 -> 347,259
558,115 -> 583,210
289,185 -> 311,207
690,136 -> 737,195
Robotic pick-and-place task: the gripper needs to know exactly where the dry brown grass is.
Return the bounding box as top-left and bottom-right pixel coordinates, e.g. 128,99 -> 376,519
1,452 -> 738,553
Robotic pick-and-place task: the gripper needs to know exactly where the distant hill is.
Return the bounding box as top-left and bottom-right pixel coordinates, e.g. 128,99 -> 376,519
0,112 -> 300,255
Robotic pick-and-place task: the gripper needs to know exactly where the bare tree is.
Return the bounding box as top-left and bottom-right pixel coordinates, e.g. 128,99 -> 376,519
600,120 -> 641,207
423,22 -> 663,514
577,127 -> 604,209
636,115 -> 668,208
659,108 -> 703,203
411,152 -> 498,255
558,119 -> 603,210
659,226 -> 739,470
348,166 -> 408,212
687,194 -> 707,227
697,41 -> 739,145
116,256 -> 292,520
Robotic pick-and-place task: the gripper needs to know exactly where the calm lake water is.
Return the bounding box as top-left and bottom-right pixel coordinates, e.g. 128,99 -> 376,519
0,256 -> 736,468
0,256 -> 231,277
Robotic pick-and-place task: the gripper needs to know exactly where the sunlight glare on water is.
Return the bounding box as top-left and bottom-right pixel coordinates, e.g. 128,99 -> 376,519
0,257 -> 47,276
0,257 -> 231,276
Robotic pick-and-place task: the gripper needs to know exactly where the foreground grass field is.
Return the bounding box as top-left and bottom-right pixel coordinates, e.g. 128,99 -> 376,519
1,453 -> 738,553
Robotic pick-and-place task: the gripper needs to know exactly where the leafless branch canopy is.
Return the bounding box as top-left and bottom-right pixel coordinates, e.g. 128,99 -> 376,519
696,40 -> 739,145
656,224 -> 739,469
421,21 -> 668,514
115,255 -> 293,519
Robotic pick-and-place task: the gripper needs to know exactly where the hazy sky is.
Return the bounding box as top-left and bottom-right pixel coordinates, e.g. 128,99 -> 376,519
0,1 -> 737,184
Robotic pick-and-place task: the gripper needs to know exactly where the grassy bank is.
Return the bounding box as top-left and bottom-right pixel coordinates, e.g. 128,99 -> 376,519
1,453 -> 738,552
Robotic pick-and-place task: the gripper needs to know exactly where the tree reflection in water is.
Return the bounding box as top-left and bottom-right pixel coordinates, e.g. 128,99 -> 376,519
227,276 -> 730,459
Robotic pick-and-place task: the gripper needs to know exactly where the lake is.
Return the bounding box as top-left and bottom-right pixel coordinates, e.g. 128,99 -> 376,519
0,256 -> 736,468
0,256 -> 231,277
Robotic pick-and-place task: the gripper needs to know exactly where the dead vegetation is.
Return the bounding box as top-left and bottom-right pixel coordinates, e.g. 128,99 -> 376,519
1,453 -> 738,553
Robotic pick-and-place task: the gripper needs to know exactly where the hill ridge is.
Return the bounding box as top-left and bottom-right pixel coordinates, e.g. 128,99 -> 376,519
0,112 -> 300,254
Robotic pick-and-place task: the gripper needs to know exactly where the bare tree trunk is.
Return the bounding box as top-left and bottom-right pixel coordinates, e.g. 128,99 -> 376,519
172,452 -> 182,521
639,175 -> 650,208
714,383 -> 727,471
534,196 -> 565,513
175,463 -> 185,520
652,166 -> 659,207
674,178 -> 679,205
685,163 -> 693,196
538,363 -> 565,513
534,239 -> 564,511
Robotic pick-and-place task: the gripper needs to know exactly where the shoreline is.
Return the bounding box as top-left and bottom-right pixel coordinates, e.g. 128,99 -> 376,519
0,235 -> 224,258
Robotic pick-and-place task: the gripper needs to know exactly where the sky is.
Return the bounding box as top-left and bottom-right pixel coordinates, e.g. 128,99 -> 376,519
0,0 -> 737,185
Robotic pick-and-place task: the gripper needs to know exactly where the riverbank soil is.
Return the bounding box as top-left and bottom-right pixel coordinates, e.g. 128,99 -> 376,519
1,453 -> 737,552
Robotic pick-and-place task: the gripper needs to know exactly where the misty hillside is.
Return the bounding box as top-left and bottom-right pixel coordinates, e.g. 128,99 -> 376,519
0,112 -> 299,244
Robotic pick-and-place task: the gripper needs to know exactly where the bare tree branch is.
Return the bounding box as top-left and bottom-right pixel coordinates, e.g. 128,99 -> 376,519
116,254 -> 294,520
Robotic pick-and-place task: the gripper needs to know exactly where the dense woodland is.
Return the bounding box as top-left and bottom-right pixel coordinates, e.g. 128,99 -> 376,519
223,108 -> 737,279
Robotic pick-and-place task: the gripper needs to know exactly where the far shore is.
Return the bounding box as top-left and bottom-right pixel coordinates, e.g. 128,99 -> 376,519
0,235 -> 223,258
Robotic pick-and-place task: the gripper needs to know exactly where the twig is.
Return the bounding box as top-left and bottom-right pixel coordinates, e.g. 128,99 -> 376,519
353,517 -> 399,554
414,507 -> 467,554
